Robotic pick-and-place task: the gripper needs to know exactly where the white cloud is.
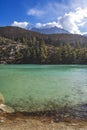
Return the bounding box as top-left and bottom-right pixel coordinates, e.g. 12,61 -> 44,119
34,7 -> 87,34
70,0 -> 87,9
82,32 -> 87,35
58,7 -> 87,34
78,21 -> 86,27
12,21 -> 29,28
27,8 -> 44,17
27,2 -> 68,21
26,0 -> 87,34
35,22 -> 62,28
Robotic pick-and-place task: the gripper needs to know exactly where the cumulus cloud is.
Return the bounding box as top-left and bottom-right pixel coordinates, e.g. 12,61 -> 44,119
12,21 -> 29,28
27,8 -> 45,17
10,1 -> 87,34
34,7 -> 87,34
58,7 -> 87,34
26,0 -> 87,34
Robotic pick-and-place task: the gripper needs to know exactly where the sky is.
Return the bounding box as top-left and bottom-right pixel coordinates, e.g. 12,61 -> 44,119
1,0 -> 87,34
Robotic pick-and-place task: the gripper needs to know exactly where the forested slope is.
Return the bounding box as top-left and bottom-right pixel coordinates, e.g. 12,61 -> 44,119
0,26 -> 87,64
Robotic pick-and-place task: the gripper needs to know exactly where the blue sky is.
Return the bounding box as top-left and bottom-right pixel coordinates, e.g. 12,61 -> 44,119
1,0 -> 87,34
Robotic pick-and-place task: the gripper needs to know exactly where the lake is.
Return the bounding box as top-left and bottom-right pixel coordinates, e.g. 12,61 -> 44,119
0,65 -> 87,112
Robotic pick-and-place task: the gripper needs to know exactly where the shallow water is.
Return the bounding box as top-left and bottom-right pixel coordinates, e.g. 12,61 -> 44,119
0,65 -> 87,111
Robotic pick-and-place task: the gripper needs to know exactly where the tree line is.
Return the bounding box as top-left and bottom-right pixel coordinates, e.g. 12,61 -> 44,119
0,36 -> 87,64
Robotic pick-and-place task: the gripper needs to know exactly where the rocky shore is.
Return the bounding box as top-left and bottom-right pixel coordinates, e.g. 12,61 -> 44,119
0,104 -> 87,130
0,112 -> 87,130
0,94 -> 87,130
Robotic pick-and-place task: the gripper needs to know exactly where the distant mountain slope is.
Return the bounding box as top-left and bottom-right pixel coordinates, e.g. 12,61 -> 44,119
0,26 -> 87,47
0,26 -> 41,39
31,26 -> 70,34
83,34 -> 87,37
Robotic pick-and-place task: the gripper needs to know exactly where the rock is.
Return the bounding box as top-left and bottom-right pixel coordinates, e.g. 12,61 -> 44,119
0,117 -> 5,123
0,119 -> 5,123
0,120 -> 4,123
0,104 -> 15,113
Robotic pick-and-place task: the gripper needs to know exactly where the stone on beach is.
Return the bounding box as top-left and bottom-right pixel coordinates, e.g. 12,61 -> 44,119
0,104 -> 15,113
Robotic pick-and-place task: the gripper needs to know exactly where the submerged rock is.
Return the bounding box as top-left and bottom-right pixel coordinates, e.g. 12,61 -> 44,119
0,104 -> 15,113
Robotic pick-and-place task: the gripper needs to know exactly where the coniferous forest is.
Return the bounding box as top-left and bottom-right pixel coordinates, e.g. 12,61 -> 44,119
0,26 -> 87,64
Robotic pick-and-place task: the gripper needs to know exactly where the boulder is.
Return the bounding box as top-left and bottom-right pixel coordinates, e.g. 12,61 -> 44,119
0,104 -> 15,113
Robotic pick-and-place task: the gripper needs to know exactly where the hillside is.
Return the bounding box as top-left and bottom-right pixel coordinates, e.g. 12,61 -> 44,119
0,26 -> 42,40
0,26 -> 87,64
0,26 -> 87,46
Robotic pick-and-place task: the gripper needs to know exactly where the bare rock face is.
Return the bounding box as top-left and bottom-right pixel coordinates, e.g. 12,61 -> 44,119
0,93 -> 5,104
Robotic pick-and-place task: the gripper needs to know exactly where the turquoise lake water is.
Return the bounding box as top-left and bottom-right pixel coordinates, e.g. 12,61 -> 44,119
0,65 -> 87,112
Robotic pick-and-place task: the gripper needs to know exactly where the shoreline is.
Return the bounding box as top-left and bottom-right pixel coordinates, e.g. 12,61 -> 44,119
0,112 -> 87,130
0,102 -> 87,130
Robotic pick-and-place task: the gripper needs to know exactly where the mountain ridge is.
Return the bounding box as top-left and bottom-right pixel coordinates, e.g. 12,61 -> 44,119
0,26 -> 86,47
30,26 -> 70,34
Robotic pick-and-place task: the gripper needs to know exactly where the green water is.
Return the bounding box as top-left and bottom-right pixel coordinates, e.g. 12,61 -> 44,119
0,65 -> 87,111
